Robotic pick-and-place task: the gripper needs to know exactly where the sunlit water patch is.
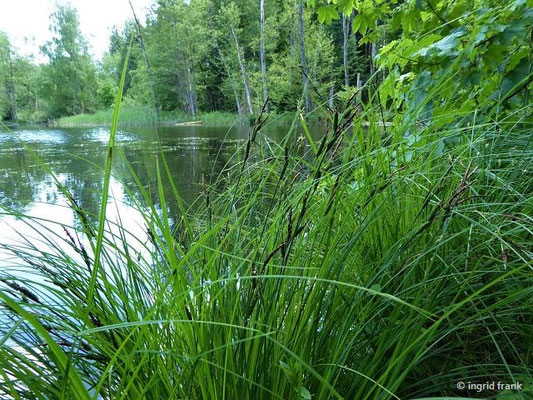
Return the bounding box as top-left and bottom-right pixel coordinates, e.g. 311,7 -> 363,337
10,129 -> 69,144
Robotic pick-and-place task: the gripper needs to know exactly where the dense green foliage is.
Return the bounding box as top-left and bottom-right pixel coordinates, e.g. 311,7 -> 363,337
1,0 -> 375,123
311,0 -> 532,123
4,0 -> 528,124
0,5 -> 107,122
0,0 -> 532,399
0,32 -> 39,122
38,6 -> 99,117
102,0 -> 368,117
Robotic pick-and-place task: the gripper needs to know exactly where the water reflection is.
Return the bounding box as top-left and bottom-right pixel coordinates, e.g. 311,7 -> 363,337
1,123 -> 325,250
0,125 -> 251,214
1,123 -> 316,262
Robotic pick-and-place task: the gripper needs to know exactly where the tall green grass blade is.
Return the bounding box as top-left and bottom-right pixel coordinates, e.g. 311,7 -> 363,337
0,292 -> 91,400
86,44 -> 131,314
300,112 -> 317,155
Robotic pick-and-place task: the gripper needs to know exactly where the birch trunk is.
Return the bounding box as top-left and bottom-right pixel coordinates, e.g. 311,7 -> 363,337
230,25 -> 253,115
298,2 -> 311,113
342,14 -> 350,87
185,55 -> 197,117
190,57 -> 198,116
260,0 -> 268,111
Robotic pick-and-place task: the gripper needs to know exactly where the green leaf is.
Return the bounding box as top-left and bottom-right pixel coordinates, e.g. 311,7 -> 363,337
300,387 -> 312,399
501,57 -> 531,98
352,14 -> 362,33
416,28 -> 466,58
379,73 -> 395,108
380,40 -> 398,56
498,23 -> 527,45
317,5 -> 340,24
337,0 -> 356,15
300,113 -> 317,155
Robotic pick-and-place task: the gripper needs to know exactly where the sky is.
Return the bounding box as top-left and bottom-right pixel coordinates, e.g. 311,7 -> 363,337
0,0 -> 155,63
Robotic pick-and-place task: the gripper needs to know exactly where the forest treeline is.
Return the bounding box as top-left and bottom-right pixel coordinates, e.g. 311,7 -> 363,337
1,0 -> 530,124
0,0 -> 375,123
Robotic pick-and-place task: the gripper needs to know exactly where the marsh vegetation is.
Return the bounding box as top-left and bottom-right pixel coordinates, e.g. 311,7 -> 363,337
0,0 -> 532,399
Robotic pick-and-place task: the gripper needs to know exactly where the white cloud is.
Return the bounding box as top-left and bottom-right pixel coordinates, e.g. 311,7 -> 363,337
0,0 -> 155,62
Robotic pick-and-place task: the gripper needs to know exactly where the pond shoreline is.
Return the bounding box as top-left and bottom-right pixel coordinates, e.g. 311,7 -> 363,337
2,107 -> 330,129
50,107 -> 319,128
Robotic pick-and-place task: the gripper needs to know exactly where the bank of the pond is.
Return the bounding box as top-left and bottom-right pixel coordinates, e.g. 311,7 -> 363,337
51,107 -> 312,128
52,107 -> 243,127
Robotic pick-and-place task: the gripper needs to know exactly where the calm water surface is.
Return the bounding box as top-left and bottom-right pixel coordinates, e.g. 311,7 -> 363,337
0,124 -> 316,265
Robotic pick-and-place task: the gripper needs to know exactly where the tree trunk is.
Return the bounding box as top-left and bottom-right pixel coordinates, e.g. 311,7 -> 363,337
185,55 -> 197,117
356,73 -> 362,89
260,0 -> 269,111
329,84 -> 334,109
190,57 -> 198,116
128,0 -> 160,115
342,14 -> 350,87
230,25 -> 253,115
298,1 -> 311,113
6,48 -> 17,121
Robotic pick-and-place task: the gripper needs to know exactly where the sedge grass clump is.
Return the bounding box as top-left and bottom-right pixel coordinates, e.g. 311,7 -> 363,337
1,82 -> 532,398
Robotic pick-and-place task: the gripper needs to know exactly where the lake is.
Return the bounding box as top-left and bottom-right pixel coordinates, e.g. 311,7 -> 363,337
0,123 -> 314,266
